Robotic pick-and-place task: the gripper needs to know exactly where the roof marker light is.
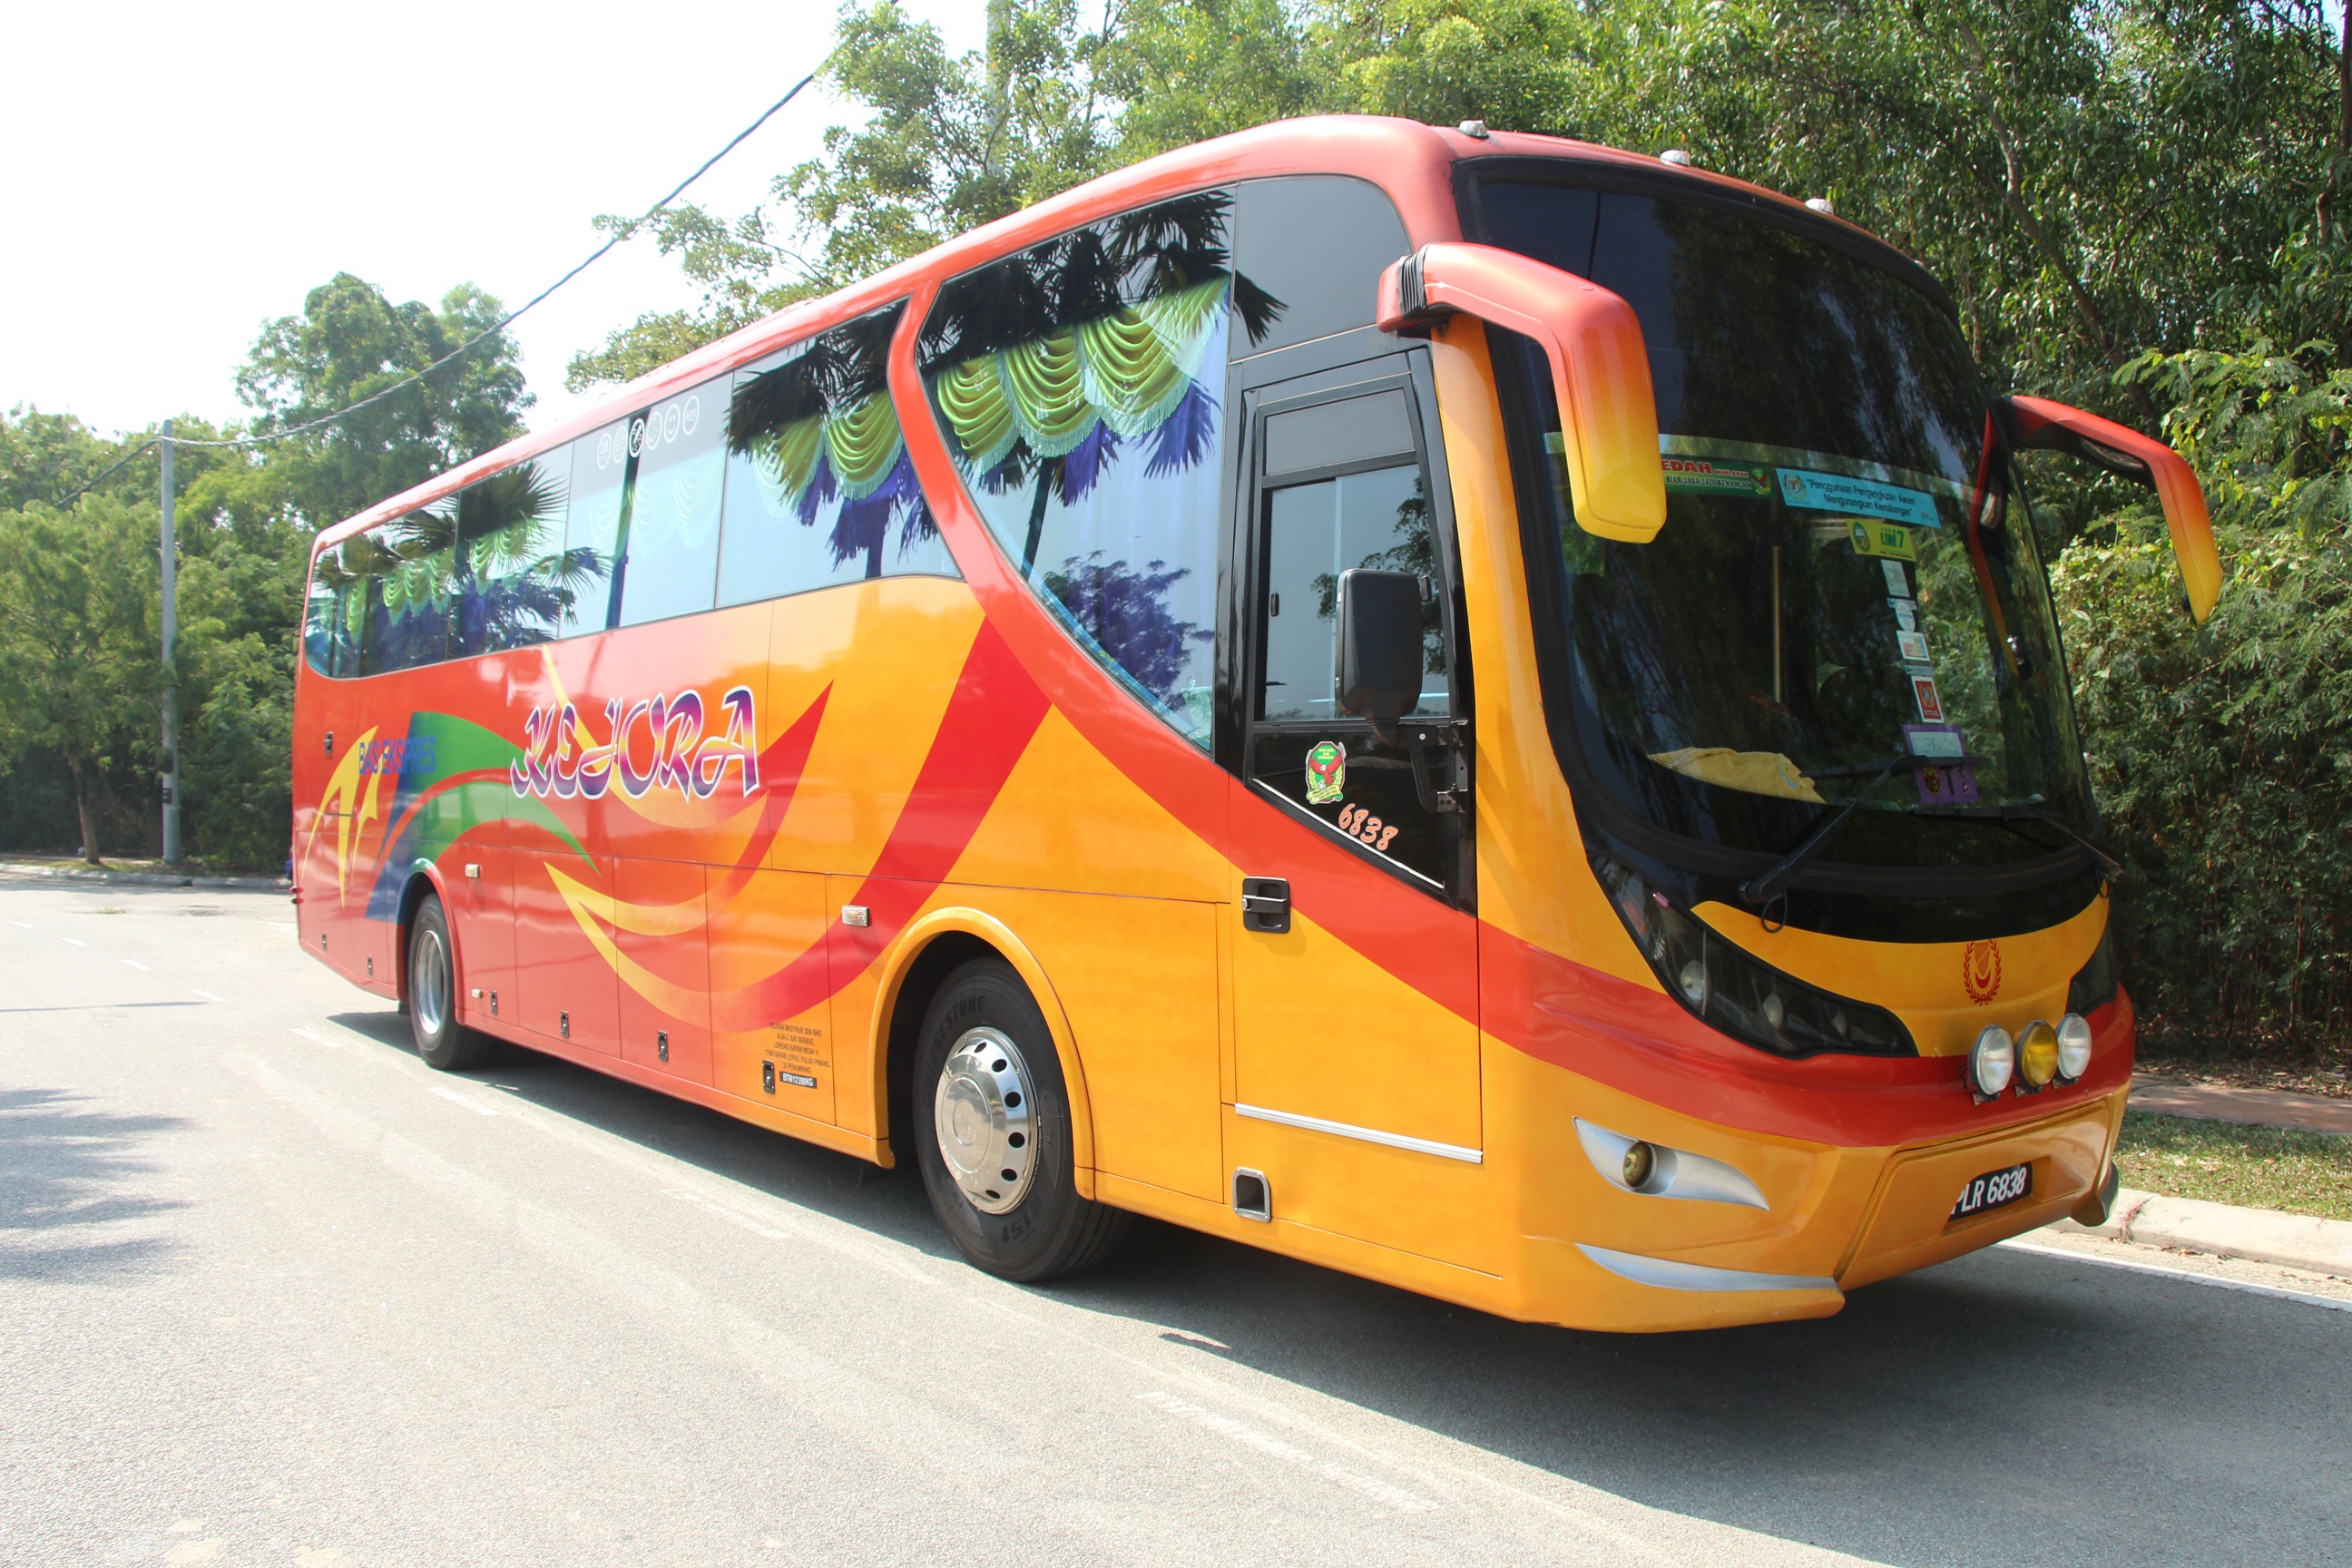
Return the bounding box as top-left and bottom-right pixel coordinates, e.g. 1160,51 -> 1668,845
1806,197 -> 1836,215
1660,149 -> 1692,165
1458,119 -> 1491,139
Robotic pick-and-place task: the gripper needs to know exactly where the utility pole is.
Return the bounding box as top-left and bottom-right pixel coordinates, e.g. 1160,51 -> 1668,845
159,420 -> 181,867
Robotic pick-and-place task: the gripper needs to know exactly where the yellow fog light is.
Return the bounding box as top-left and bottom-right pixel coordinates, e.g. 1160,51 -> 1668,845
2018,1021 -> 2061,1090
2056,1014 -> 2093,1082
1968,1025 -> 2015,1097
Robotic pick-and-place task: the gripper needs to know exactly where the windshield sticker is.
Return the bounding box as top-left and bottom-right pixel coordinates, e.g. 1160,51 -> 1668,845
1897,629 -> 1932,663
1881,560 -> 1911,595
1906,727 -> 1976,804
1888,597 -> 1918,631
1336,803 -> 1399,852
1779,468 -> 1942,528
1304,740 -> 1347,804
1911,675 -> 1946,723
1847,519 -> 1917,562
1661,457 -> 1772,496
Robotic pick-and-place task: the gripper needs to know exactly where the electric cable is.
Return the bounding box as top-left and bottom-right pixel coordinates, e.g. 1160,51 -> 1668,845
46,61 -> 829,508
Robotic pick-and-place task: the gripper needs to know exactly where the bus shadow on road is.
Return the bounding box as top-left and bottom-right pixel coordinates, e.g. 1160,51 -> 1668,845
319,1007 -> 2348,1567
0,1086 -> 191,1284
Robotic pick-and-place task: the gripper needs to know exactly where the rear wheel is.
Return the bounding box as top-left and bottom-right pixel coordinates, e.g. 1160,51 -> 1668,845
407,894 -> 488,1071
914,959 -> 1129,1281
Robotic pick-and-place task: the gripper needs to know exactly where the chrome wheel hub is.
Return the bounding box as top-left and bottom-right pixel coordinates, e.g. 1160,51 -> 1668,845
933,1026 -> 1036,1214
411,926 -> 449,1039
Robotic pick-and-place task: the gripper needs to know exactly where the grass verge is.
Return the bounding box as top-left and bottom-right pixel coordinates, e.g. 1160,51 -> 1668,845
2113,1110 -> 2352,1222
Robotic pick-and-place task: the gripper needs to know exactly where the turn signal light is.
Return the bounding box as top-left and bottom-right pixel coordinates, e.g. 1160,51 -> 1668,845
2017,1021 -> 2062,1090
1968,1025 -> 2015,1098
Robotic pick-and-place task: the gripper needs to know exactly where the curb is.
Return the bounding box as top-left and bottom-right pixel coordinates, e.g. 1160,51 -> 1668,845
0,860 -> 289,893
2056,1187 -> 2352,1279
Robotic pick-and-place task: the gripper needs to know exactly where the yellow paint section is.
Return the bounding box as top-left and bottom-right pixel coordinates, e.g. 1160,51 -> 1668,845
1427,320 -> 1658,992
303,724 -> 381,906
1694,894 -> 2108,1056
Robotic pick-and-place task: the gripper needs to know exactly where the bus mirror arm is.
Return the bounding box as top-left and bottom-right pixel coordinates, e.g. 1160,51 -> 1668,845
1377,243 -> 1667,543
1996,394 -> 2222,622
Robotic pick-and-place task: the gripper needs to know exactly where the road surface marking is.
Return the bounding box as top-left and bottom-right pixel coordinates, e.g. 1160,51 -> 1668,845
123,958 -> 151,971
61,936 -> 84,946
192,988 -> 223,1002
1135,1389 -> 1437,1512
289,1027 -> 341,1048
429,1084 -> 499,1117
1999,1237 -> 2352,1313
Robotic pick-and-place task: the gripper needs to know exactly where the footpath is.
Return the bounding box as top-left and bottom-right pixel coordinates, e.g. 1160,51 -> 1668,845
0,858 -> 288,891
2047,1075 -> 2352,1284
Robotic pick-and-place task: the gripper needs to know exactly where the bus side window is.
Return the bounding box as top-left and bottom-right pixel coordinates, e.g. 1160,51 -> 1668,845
1228,175 -> 1409,359
614,380 -> 726,627
718,302 -> 953,606
305,543 -> 368,678
355,507 -> 451,676
917,191 -> 1272,748
562,421 -> 629,636
451,456 -> 569,656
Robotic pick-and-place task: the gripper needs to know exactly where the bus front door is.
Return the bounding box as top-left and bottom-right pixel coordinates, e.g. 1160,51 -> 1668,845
1226,358 -> 1496,1277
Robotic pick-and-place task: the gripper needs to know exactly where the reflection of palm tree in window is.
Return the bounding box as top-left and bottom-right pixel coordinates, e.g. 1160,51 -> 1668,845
919,191 -> 1281,712
447,463 -> 598,651
727,306 -> 933,579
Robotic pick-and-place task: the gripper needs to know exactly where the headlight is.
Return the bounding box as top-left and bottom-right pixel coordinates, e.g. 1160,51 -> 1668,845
2017,1020 -> 2061,1090
1592,856 -> 1916,1059
1969,1025 -> 2015,1097
2055,1013 -> 2093,1081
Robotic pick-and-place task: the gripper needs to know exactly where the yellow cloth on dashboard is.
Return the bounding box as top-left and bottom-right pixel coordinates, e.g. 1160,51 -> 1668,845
1649,747 -> 1826,804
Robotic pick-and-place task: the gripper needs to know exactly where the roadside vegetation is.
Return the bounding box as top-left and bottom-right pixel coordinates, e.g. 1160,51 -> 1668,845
1,0 -> 2347,1066
2115,1111 -> 2352,1221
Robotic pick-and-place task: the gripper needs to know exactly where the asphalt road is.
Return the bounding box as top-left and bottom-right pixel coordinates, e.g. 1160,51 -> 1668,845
3,879 -> 2346,1568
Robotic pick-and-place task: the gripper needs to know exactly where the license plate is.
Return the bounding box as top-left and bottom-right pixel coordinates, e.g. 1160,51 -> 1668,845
1950,1161 -> 2033,1220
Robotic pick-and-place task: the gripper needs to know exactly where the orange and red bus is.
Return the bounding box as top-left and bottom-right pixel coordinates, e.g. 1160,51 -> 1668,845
293,116 -> 2220,1330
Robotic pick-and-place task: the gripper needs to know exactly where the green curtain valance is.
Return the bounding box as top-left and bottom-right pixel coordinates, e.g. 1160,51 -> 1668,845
932,276 -> 1230,472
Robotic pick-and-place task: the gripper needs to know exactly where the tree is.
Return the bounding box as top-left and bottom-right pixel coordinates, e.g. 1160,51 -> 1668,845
0,500 -> 160,863
240,273 -> 532,529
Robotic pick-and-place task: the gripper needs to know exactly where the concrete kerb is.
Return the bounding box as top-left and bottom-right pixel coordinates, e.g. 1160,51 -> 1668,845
2055,1187 -> 2352,1281
0,860 -> 289,893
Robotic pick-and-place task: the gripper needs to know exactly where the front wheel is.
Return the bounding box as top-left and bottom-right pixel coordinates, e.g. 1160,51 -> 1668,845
408,894 -> 488,1072
914,959 -> 1129,1281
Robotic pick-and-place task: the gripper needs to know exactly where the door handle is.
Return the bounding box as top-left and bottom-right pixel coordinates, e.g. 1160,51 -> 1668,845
1242,877 -> 1291,934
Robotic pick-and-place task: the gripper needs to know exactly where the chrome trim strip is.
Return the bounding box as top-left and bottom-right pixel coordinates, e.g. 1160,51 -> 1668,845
1577,1244 -> 1840,1295
1234,1103 -> 1484,1164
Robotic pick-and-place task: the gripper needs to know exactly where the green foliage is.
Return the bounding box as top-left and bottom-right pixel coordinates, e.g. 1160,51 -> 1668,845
2055,334 -> 2352,1052
2114,1109 -> 2352,1220
0,273 -> 524,868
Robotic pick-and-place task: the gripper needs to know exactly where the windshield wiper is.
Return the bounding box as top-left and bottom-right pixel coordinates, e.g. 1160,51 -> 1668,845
1913,803 -> 2123,879
1740,755 -> 1906,906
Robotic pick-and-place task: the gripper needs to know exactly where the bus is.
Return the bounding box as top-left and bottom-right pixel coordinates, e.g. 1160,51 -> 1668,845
294,115 -> 2219,1331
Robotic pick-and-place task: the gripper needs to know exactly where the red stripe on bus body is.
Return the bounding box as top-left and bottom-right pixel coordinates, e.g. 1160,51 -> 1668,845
710,620 -> 1051,1034
1476,929 -> 2137,1146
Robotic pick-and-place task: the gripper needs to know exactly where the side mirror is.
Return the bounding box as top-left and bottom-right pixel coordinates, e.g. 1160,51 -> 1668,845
1378,242 -> 1666,542
1999,393 -> 2222,622
1334,568 -> 1425,724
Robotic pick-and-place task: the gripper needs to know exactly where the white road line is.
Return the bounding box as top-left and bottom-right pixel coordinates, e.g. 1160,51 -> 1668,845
1999,1237 -> 2352,1313
9,920 -> 30,928
192,988 -> 223,1002
122,959 -> 151,971
428,1084 -> 499,1117
289,1027 -> 342,1049
60,937 -> 84,947
1135,1389 -> 1438,1512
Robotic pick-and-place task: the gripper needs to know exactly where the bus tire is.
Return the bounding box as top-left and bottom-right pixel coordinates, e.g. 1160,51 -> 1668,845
914,958 -> 1129,1282
407,894 -> 488,1072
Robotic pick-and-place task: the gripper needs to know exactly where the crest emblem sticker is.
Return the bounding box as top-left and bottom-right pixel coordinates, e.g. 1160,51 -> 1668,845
1963,939 -> 2004,1004
1304,740 -> 1347,804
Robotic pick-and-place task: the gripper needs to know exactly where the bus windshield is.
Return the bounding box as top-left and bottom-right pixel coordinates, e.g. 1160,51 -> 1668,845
1477,179 -> 2094,874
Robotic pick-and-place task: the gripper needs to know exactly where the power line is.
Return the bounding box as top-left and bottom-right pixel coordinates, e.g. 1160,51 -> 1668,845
47,61 -> 829,508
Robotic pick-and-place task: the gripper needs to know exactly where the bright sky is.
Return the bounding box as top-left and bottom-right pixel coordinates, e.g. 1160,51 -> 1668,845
4,0 -> 988,441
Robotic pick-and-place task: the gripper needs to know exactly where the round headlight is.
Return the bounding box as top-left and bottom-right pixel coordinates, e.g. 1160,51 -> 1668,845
1622,1141 -> 1657,1190
2055,1013 -> 2093,1081
2018,1021 -> 2060,1089
1677,958 -> 1709,1008
1969,1025 -> 2015,1097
